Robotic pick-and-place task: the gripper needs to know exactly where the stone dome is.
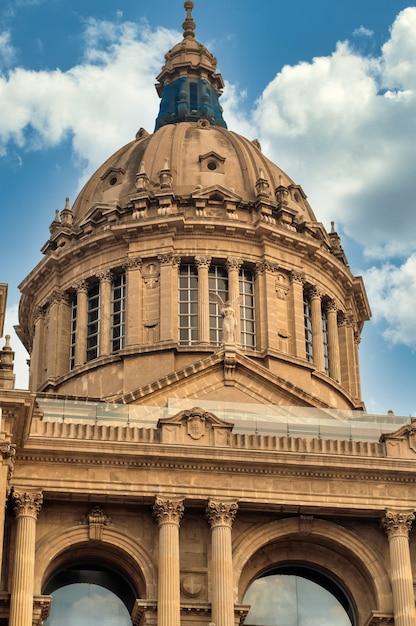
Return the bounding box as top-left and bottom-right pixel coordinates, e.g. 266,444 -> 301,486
71,121 -> 317,228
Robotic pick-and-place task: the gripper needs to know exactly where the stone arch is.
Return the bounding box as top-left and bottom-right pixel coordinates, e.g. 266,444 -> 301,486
34,524 -> 157,600
233,517 -> 392,624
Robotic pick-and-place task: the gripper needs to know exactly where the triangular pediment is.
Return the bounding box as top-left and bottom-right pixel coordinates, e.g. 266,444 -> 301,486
191,184 -> 242,204
108,348 -> 332,410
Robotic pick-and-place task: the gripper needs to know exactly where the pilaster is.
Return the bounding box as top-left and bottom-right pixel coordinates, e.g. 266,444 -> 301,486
325,299 -> 341,382
310,287 -> 325,372
289,271 -> 305,358
98,270 -> 112,357
124,257 -> 143,346
74,281 -> 88,367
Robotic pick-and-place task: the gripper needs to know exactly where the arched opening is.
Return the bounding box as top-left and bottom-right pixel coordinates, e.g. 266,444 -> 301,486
43,558 -> 137,624
243,564 -> 355,626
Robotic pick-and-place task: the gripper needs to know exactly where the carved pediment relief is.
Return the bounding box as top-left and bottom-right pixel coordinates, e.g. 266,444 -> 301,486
157,407 -> 234,447
381,422 -> 416,458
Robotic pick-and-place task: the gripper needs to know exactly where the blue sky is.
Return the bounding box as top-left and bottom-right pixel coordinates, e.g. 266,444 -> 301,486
1,0 -> 416,417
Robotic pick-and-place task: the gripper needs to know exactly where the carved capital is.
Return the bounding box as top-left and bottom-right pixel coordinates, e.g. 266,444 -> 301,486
206,500 -> 238,529
381,510 -> 414,539
153,496 -> 184,526
12,490 -> 43,519
32,306 -> 46,323
158,253 -> 175,266
0,443 -> 16,488
290,270 -> 304,285
75,280 -> 88,293
97,270 -> 112,283
50,290 -> 65,305
195,255 -> 212,269
325,299 -> 338,314
309,286 -> 323,300
255,260 -> 279,276
81,505 -> 112,540
124,256 -> 143,270
226,257 -> 243,272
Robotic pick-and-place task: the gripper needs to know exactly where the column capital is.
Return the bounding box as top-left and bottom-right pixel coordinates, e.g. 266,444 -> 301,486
206,500 -> 238,529
153,496 -> 184,526
290,270 -> 304,285
12,490 -> 43,520
226,257 -> 243,272
75,280 -> 88,293
381,510 -> 415,539
325,298 -> 338,313
195,255 -> 212,269
308,285 -> 323,300
255,260 -> 280,276
124,256 -> 143,270
97,270 -> 112,283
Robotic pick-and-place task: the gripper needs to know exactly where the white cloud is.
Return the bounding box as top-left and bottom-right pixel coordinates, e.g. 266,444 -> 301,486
0,31 -> 16,69
0,20 -> 179,180
353,26 -> 374,38
254,7 -> 416,259
364,255 -> 416,348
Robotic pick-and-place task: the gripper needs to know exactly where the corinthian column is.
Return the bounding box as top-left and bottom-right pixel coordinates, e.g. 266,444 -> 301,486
325,300 -> 341,382
309,287 -> 325,372
206,500 -> 238,626
153,496 -> 184,626
9,490 -> 43,626
195,256 -> 211,344
381,510 -> 416,626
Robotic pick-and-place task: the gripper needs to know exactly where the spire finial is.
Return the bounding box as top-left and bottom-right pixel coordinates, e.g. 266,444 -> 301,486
183,1 -> 196,39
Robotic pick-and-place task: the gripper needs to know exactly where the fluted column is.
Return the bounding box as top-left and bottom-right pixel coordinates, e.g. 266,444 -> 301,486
99,271 -> 112,357
289,271 -> 305,358
9,490 -> 43,626
206,500 -> 238,626
381,510 -> 416,626
153,496 -> 184,626
195,256 -> 211,344
74,280 -> 88,366
310,287 -> 325,372
326,300 -> 341,382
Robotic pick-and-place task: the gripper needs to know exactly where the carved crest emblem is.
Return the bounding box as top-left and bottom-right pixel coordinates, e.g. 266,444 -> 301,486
187,413 -> 206,440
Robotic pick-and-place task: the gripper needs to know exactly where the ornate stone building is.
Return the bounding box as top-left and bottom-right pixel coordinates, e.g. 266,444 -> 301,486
0,2 -> 416,626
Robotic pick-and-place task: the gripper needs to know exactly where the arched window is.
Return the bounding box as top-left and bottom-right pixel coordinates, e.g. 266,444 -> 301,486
243,566 -> 355,626
43,561 -> 136,625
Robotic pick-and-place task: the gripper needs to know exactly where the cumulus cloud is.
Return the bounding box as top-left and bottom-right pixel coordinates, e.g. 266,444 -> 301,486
364,255 -> 416,348
254,7 -> 416,259
0,20 -> 179,179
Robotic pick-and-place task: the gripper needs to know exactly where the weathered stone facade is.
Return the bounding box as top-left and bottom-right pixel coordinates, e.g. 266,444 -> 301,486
0,3 -> 415,626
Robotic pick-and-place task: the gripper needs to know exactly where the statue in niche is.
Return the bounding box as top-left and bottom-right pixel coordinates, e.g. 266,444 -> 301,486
209,293 -> 241,344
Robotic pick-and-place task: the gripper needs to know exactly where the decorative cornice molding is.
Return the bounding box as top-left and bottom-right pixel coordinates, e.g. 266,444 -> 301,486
12,490 -> 43,519
153,496 -> 184,526
206,500 -> 238,528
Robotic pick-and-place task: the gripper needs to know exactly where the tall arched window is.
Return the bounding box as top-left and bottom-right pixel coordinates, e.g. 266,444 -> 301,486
243,567 -> 354,626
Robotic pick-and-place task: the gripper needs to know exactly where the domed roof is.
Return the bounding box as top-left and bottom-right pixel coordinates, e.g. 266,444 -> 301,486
71,121 -> 316,226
